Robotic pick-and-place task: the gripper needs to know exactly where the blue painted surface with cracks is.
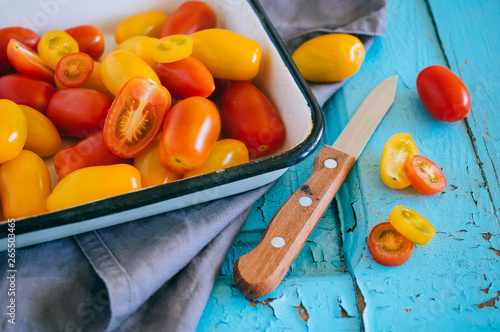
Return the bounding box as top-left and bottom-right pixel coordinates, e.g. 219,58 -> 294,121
198,0 -> 500,330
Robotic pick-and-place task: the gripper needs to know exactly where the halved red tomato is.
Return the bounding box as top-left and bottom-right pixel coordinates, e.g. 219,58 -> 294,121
0,27 -> 40,75
55,52 -> 94,88
103,77 -> 171,158
367,222 -> 414,267
6,38 -> 54,84
65,25 -> 105,61
404,155 -> 447,195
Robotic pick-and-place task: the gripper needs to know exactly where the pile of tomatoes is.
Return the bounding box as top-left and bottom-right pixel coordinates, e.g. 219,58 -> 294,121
0,1 -> 286,219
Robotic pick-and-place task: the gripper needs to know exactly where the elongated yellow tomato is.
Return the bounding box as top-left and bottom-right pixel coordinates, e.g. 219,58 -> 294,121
388,205 -> 435,245
184,139 -> 249,178
38,30 -> 79,70
133,140 -> 182,187
190,29 -> 262,81
292,33 -> 365,82
115,36 -> 159,68
0,99 -> 27,164
115,10 -> 169,45
0,150 -> 51,219
19,105 -> 61,158
46,164 -> 142,212
101,50 -> 161,96
380,133 -> 419,189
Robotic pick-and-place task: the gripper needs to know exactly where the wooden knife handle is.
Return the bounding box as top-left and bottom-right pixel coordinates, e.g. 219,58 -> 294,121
233,145 -> 356,299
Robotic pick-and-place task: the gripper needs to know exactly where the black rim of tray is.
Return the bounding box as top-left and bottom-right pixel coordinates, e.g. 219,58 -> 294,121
0,0 -> 325,238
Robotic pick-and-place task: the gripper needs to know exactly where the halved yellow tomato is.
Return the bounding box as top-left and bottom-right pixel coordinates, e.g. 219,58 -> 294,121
114,10 -> 169,44
37,30 -> 79,70
388,205 -> 435,245
0,99 -> 27,164
380,133 -> 419,189
152,34 -> 193,63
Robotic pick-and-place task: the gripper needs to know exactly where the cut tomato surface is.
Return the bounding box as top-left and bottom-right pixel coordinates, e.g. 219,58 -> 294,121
367,222 -> 414,266
388,205 -> 435,245
405,155 -> 447,195
103,77 -> 171,158
55,52 -> 94,88
6,38 -> 54,84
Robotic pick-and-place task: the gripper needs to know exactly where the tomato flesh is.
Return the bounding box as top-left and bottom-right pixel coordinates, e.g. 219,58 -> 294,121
367,222 -> 414,266
0,27 -> 40,75
6,38 -> 55,84
388,205 -> 435,245
38,30 -> 79,70
55,52 -> 94,87
152,34 -> 193,63
405,155 -> 447,195
104,77 -> 171,158
380,133 -> 419,189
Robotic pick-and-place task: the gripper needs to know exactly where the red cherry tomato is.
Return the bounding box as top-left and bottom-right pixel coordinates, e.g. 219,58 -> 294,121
6,38 -> 54,84
55,52 -> 94,88
46,88 -> 112,137
158,96 -> 221,174
160,1 -> 216,37
220,81 -> 284,158
404,155 -> 447,196
0,74 -> 55,114
416,65 -> 471,122
367,222 -> 414,267
64,25 -> 105,61
103,77 -> 171,158
53,130 -> 131,180
0,27 -> 40,75
155,56 -> 214,99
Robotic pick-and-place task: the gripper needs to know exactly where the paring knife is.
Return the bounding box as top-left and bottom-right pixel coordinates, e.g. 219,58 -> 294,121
233,75 -> 399,300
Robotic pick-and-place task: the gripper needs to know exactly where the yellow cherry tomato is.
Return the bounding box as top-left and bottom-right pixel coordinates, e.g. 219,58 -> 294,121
19,105 -> 61,158
38,30 -> 79,70
101,50 -> 161,96
388,205 -> 435,245
152,34 -> 193,63
0,99 -> 27,164
115,36 -> 159,68
184,139 -> 249,178
114,10 -> 169,45
46,164 -> 142,212
380,133 -> 419,189
292,33 -> 365,82
0,150 -> 51,219
190,28 -> 262,81
133,139 -> 182,187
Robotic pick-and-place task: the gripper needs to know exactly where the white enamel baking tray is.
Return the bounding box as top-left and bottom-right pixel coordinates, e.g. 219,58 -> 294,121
0,0 -> 324,250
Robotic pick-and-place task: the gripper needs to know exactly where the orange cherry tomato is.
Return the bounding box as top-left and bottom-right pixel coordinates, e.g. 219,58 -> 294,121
367,222 -> 414,267
114,10 -> 169,45
158,96 -> 221,174
103,76 -> 171,158
37,30 -> 79,70
64,25 -> 105,61
220,81 -> 284,158
0,27 -> 40,75
0,99 -> 27,164
46,164 -> 142,212
6,38 -> 54,84
55,52 -> 94,88
101,50 -> 161,96
404,155 -> 447,195
155,56 -> 214,99
183,139 -> 249,178
19,105 -> 61,158
0,150 -> 51,219
133,139 -> 182,187
160,1 -> 217,37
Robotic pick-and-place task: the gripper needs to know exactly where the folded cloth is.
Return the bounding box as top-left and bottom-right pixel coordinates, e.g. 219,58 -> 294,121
0,1 -> 387,331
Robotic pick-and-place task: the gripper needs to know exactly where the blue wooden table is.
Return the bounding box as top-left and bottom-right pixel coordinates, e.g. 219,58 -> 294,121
197,0 -> 500,330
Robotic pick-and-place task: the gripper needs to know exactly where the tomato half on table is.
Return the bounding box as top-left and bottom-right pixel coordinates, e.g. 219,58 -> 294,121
380,133 -> 419,189
404,155 -> 447,195
388,205 -> 435,245
55,52 -> 94,87
160,1 -> 217,37
103,76 -> 171,158
0,27 -> 40,75
65,25 -> 105,61
6,38 -> 55,84
0,74 -> 56,114
220,81 -> 284,158
367,222 -> 414,267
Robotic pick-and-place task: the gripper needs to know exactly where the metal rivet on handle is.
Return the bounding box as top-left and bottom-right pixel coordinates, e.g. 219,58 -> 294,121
324,159 -> 337,169
299,196 -> 312,207
271,236 -> 285,248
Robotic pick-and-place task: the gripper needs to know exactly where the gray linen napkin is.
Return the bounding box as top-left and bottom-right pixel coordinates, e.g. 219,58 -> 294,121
0,0 -> 387,331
